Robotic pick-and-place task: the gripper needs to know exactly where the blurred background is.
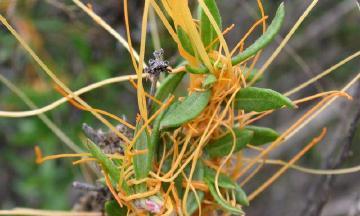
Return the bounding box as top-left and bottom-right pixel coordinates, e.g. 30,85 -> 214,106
0,0 -> 359,215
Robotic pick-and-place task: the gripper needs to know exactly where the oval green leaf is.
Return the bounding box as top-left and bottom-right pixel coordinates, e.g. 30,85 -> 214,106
205,179 -> 245,215
199,0 -> 222,50
152,72 -> 186,113
133,120 -> 150,192
185,160 -> 205,215
204,167 -> 249,206
232,3 -> 285,65
87,141 -> 120,183
185,64 -> 209,74
160,90 -> 211,130
147,98 -> 169,176
202,74 -> 217,89
235,184 -> 249,207
205,128 -> 254,158
235,87 -> 295,112
245,125 -> 279,146
204,167 -> 236,189
177,26 -> 195,56
87,141 -> 132,194
155,72 -> 185,102
185,3 -> 285,75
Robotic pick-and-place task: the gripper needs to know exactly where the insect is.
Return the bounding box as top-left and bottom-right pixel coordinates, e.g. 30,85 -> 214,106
145,48 -> 171,111
145,48 -> 170,78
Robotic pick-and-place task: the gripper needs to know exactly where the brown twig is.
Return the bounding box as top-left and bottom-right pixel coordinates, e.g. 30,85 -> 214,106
299,83 -> 360,216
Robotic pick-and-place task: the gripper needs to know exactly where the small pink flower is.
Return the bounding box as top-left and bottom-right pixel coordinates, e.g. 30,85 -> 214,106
134,196 -> 164,213
145,199 -> 162,213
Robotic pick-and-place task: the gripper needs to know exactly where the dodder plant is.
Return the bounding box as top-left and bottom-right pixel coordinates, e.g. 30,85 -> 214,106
0,0 -> 359,215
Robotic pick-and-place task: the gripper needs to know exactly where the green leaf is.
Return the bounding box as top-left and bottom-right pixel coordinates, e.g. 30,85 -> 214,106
174,175 -> 184,198
203,166 -> 250,206
185,64 -> 209,74
147,98 -> 168,176
234,87 -> 295,112
87,141 -> 120,183
185,3 -> 285,75
232,3 -> 285,65
245,125 -> 279,146
87,141 -> 131,194
204,167 -> 236,189
185,160 -> 205,216
160,90 -> 211,130
133,120 -> 151,192
155,72 -> 186,101
105,200 -> 127,216
200,0 -> 222,50
234,185 -> 249,207
177,26 -> 195,56
202,74 -> 217,89
205,128 -> 253,158
205,179 -> 244,215
186,186 -> 205,215
153,72 -> 185,112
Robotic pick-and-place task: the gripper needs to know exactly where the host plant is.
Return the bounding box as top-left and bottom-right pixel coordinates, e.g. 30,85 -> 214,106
0,0 -> 359,215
